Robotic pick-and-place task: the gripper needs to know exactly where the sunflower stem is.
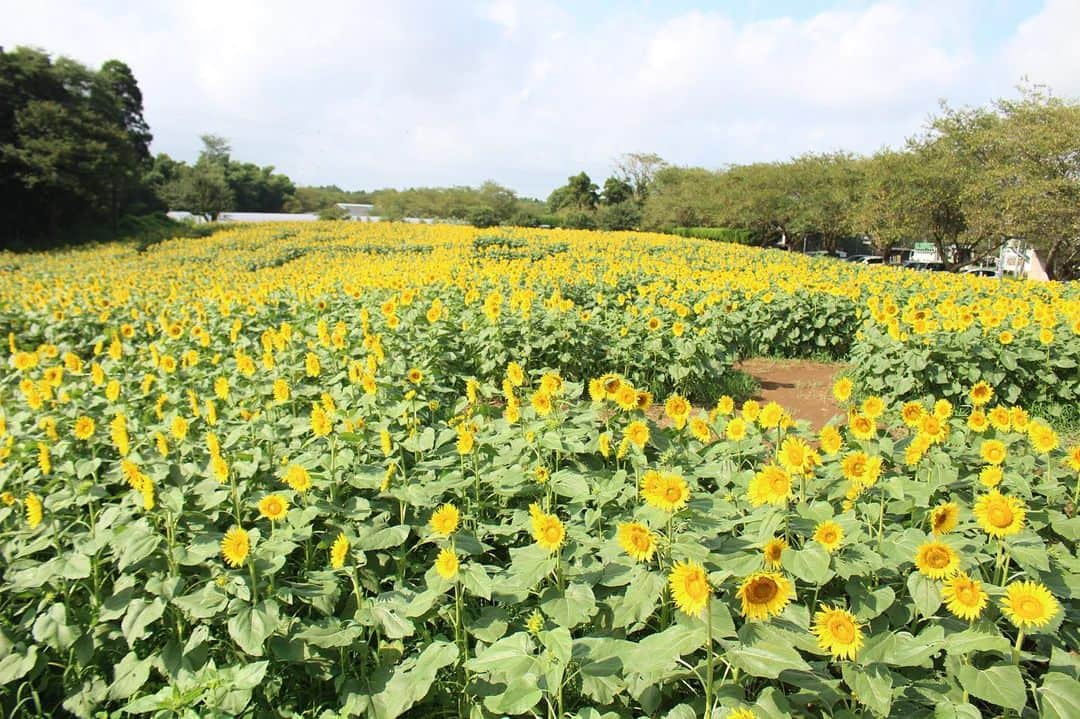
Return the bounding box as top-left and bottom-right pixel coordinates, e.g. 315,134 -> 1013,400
1012,630 -> 1025,665
704,594 -> 714,719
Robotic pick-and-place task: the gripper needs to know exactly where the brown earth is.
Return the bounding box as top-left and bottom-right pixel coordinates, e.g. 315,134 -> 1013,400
736,357 -> 848,430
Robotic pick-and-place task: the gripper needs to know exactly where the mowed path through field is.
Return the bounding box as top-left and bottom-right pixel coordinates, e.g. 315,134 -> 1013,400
736,358 -> 847,430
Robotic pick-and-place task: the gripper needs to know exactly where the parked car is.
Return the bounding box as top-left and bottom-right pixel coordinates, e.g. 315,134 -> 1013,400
903,261 -> 947,272
859,256 -> 884,265
960,265 -> 1000,278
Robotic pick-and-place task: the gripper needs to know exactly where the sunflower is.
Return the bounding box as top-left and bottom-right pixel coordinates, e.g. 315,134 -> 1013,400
942,572 -> 987,621
979,439 -> 1006,465
747,465 -> 793,507
272,378 -> 290,403
900,401 -> 924,427
716,395 -> 735,416
998,330 -> 1014,345
617,522 -> 657,562
848,413 -> 875,440
635,390 -> 653,411
861,396 -> 885,420
330,532 -> 349,569
738,571 -> 795,620
933,399 -> 953,420
258,494 -> 289,522
435,547 -> 460,580
643,472 -> 690,513
506,361 -> 525,387
25,492 -> 43,529
73,416 -> 96,441
614,385 -> 639,411
973,489 -> 1025,538
813,520 -> 844,552
813,605 -> 863,660
763,537 -> 788,568
531,390 -> 553,417
664,394 -> 691,429
832,377 -> 853,403
539,372 -> 563,395
969,381 -> 994,406
779,437 -> 817,476
430,503 -> 460,537
529,504 -> 565,552
967,410 -> 989,433
930,502 -> 959,535
624,420 -> 650,449
1065,445 -> 1080,472
987,406 -> 1011,432
284,464 -> 312,492
221,527 -> 250,568
819,425 -> 843,455
1028,422 -> 1059,454
919,414 -> 948,445
840,451 -> 882,488
741,400 -> 760,422
588,378 -> 605,402
310,404 -> 332,436
170,415 -> 189,441
725,417 -> 748,441
690,417 -> 712,443
1000,580 -> 1059,631
726,710 -> 757,719
210,453 -> 229,483
1009,406 -> 1030,432
979,466 -> 1003,488
914,540 -> 960,579
669,560 -> 711,617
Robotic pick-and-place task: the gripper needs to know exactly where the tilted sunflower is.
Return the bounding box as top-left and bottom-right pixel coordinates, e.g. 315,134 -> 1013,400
429,503 -> 460,537
529,504 -> 565,552
930,502 -> 959,535
617,522 -> 657,562
942,572 -> 987,621
748,465 -> 793,507
973,489 -> 1025,538
762,537 -> 788,568
813,605 -> 863,661
330,532 -> 349,569
737,571 -> 795,620
435,547 -> 460,580
669,560 -> 711,617
221,527 -> 250,568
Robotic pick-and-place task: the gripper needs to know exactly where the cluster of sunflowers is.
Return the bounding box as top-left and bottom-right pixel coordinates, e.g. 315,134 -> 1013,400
0,222 -> 1077,718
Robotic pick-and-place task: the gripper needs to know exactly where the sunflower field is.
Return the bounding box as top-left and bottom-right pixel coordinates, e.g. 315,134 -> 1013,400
0,222 -> 1078,718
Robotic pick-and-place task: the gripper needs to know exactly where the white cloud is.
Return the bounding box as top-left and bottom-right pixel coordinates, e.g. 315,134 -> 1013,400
0,0 -> 1049,196
1004,0 -> 1080,96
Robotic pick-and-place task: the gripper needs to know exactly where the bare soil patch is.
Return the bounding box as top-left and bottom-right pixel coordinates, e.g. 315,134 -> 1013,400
736,357 -> 848,430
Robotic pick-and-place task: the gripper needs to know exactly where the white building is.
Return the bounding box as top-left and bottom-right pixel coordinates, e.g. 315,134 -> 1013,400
336,203 -> 381,222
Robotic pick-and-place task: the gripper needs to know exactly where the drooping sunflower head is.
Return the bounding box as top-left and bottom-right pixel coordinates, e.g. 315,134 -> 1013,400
914,540 -> 960,579
930,502 -> 959,535
942,572 -> 987,621
1000,580 -> 1059,631
429,503 -> 461,537
763,537 -> 788,568
669,560 -> 711,617
330,532 -> 349,569
435,547 -> 460,580
813,605 -> 863,661
617,522 -> 657,562
738,571 -> 795,621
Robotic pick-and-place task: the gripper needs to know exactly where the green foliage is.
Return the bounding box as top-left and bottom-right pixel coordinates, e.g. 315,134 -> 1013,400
670,227 -> 754,244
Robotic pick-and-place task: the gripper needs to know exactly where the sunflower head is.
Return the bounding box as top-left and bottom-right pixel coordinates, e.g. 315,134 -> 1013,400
813,605 -> 863,661
914,540 -> 960,579
430,503 -> 460,537
330,532 -> 349,569
669,560 -> 711,617
942,572 -> 987,621
763,537 -> 788,568
221,527 -> 250,568
258,494 -> 289,522
1001,580 -> 1059,631
738,571 -> 795,620
973,489 -> 1025,538
617,522 -> 657,562
930,502 -> 959,535
813,520 -> 844,552
435,547 -> 460,580
748,465 -> 792,507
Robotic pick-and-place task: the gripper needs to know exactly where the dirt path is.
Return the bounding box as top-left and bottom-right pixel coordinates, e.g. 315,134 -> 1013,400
736,357 -> 847,430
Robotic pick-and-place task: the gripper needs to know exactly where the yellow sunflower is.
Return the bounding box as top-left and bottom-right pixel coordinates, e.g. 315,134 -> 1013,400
987,406 -> 1011,432
664,394 -> 691,429
614,385 -> 639,411
738,571 -> 795,620
617,522 -> 657,562
529,504 -> 565,552
669,560 -> 711,617
726,710 -> 757,719
330,532 -> 349,569
690,417 -> 712,443
973,490 -> 1025,538
73,416 -> 96,441
900,401 -> 924,427
942,572 -> 987,621
310,404 -> 333,436
643,472 -> 690,513
25,492 -> 43,529
221,527 -> 250,568
435,547 -> 460,580
848,413 -> 876,440
813,605 -> 863,660
258,494 -> 289,522
779,437 -> 817,476
1000,580 -> 1059,631
813,520 -> 844,552
969,381 -> 993,406
930,502 -> 959,535
429,503 -> 460,537
747,465 -> 793,507
967,410 -> 989,433
914,540 -> 960,579
624,420 -> 650,449
284,464 -> 312,492
725,417 -> 748,441
861,396 -> 885,420
406,367 -> 423,384
979,465 -> 1003,488
832,377 -> 853,403
1028,423 -> 1059,454
763,537 -> 788,568
979,439 -> 1006,466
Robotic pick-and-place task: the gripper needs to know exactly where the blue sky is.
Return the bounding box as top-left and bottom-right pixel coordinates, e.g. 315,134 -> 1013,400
2,0 -> 1075,198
